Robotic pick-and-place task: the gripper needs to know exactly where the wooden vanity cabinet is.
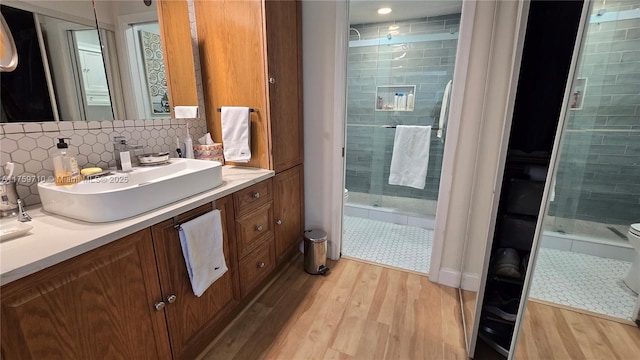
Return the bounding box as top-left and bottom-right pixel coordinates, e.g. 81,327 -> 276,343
0,229 -> 172,359
233,180 -> 277,297
0,197 -> 241,360
195,0 -> 303,172
235,202 -> 275,260
273,165 -> 304,264
194,0 -> 305,268
151,197 -> 239,360
265,0 -> 304,173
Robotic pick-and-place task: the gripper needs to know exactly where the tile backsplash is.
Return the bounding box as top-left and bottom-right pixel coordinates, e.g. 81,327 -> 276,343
0,119 -> 207,206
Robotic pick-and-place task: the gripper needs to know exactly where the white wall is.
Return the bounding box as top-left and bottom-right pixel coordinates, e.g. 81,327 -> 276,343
96,0 -> 158,27
301,0 -> 348,259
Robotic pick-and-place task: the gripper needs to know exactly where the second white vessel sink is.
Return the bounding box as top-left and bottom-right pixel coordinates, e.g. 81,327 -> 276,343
38,158 -> 223,222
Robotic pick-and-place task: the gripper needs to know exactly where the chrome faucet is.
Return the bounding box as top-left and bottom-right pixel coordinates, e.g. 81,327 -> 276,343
113,136 -> 143,171
17,199 -> 31,222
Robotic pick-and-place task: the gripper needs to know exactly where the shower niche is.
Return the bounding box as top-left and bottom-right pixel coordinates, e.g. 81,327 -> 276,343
375,85 -> 416,111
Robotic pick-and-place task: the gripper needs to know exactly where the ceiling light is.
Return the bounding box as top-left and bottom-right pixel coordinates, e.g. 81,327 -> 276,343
377,7 -> 392,15
389,25 -> 399,30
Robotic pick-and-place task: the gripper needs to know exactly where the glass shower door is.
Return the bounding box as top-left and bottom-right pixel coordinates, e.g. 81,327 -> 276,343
346,17 -> 460,217
530,0 -> 640,320
545,2 -> 640,243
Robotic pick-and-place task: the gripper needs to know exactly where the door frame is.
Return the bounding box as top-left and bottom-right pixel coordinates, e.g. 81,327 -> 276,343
329,0 -> 349,261
428,0 -> 478,281
330,0 -> 479,277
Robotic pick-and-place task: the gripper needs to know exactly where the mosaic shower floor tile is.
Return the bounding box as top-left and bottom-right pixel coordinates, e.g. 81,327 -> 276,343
530,247 -> 637,320
342,216 -> 432,274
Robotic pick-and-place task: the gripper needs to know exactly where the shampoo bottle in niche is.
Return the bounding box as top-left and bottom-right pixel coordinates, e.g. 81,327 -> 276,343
53,138 -> 82,186
183,124 -> 194,159
407,91 -> 414,110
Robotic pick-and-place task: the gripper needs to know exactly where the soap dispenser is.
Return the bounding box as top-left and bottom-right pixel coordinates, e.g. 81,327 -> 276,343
183,123 -> 194,159
53,138 -> 82,186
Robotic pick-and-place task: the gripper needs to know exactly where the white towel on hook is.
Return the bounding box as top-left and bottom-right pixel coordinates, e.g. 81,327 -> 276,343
178,210 -> 228,297
438,80 -> 452,138
388,125 -> 432,190
174,106 -> 198,118
221,106 -> 251,162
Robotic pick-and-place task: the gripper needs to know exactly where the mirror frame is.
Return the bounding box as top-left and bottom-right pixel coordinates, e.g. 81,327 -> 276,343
0,13 -> 19,72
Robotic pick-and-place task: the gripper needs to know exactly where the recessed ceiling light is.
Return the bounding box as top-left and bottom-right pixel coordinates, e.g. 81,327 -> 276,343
377,7 -> 392,15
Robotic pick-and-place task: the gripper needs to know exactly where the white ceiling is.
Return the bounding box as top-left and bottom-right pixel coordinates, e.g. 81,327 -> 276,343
349,0 -> 463,25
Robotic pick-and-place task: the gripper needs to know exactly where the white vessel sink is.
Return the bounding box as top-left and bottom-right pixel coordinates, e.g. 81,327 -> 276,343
38,159 -> 223,222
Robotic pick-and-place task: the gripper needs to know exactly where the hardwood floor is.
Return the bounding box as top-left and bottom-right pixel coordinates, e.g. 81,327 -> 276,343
198,254 -> 640,360
515,300 -> 640,359
198,256 -> 467,360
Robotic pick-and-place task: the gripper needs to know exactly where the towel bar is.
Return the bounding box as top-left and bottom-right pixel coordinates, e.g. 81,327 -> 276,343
382,125 -> 440,130
216,108 -> 255,112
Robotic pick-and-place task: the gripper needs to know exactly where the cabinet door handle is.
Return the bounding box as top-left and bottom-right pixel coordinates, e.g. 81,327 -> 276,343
154,301 -> 166,311
257,261 -> 265,268
166,294 -> 177,304
252,192 -> 260,199
269,77 -> 276,84
256,225 -> 263,231
275,219 -> 282,225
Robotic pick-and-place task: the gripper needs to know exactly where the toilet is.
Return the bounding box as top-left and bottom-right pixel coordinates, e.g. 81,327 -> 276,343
624,223 -> 640,295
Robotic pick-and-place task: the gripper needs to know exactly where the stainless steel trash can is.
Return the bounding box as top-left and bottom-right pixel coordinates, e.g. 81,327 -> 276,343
304,229 -> 329,275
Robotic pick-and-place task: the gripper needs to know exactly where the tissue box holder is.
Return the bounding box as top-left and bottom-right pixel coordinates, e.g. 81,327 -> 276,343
194,144 -> 224,163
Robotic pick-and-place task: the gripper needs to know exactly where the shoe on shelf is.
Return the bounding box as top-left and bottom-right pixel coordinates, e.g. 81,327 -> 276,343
480,317 -> 514,338
492,248 -> 521,278
484,293 -> 520,322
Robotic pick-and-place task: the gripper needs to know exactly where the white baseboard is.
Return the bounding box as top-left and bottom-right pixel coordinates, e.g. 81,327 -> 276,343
431,268 -> 481,292
435,267 -> 461,288
461,272 -> 481,292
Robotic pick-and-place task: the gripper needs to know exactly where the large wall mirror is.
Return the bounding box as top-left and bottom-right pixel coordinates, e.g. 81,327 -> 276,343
0,0 -> 197,123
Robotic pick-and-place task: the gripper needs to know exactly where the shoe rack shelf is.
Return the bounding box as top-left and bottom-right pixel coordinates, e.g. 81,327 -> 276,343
472,1 -> 583,357
478,330 -> 510,358
490,274 -> 525,285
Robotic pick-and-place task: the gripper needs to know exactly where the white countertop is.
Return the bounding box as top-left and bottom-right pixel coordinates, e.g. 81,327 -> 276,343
0,166 -> 274,286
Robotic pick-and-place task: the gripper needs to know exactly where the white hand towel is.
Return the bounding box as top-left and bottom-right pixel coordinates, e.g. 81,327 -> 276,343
438,80 -> 452,138
388,125 -> 432,190
174,106 -> 199,119
178,210 -> 228,297
221,106 -> 251,162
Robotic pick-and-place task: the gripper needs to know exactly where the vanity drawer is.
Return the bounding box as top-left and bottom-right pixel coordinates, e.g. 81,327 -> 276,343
234,179 -> 273,217
235,202 -> 274,259
238,240 -> 275,297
